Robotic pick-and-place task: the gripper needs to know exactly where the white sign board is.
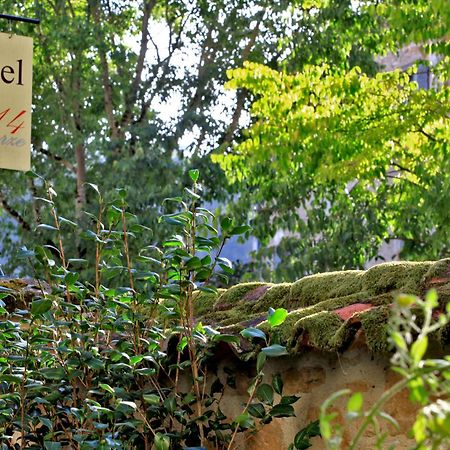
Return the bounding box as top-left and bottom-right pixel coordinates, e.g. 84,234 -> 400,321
0,32 -> 33,171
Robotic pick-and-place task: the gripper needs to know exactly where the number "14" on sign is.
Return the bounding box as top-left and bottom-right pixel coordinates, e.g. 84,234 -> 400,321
0,108 -> 26,134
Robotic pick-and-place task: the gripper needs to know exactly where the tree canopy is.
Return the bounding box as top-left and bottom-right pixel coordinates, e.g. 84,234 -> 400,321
0,0 -> 448,279
0,0 -> 385,274
213,0 -> 450,278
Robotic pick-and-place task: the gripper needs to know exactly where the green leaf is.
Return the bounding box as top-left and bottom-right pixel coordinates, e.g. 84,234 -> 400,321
272,373 -> 283,395
241,327 -> 266,341
86,358 -> 104,370
143,394 -> 160,405
390,331 -> 407,351
117,401 -> 137,413
154,433 -> 170,450
269,403 -> 295,418
256,383 -> 274,404
31,298 -> 52,316
39,417 -> 53,429
261,344 -> 288,357
162,196 -> 183,204
347,392 -> 363,414
425,289 -> 438,308
64,271 -> 79,286
280,395 -> 300,405
185,256 -> 202,270
256,351 -> 267,373
294,420 -> 321,449
268,308 -> 288,327
130,355 -> 145,366
164,395 -> 177,413
411,336 -> 428,365
41,368 -> 66,380
177,336 -> 188,352
85,182 -> 100,196
44,442 -> 62,450
379,411 -> 400,430
230,225 -> 251,235
0,374 -> 22,383
36,224 -> 58,232
213,334 -> 240,344
189,169 -> 200,182
184,187 -> 200,199
199,285 -> 218,294
135,368 -> 156,376
220,217 -> 233,231
99,384 -> 115,395
248,403 -> 266,418
234,412 -> 253,428
58,216 -> 78,228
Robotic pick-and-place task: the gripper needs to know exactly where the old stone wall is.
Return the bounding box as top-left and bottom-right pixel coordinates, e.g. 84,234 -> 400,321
219,338 -> 416,450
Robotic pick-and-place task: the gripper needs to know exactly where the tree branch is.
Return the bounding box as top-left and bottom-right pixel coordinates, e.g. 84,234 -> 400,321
36,147 -> 76,173
219,16 -> 263,148
134,9 -> 189,125
120,0 -> 156,131
90,1 -> 118,138
0,191 -> 31,232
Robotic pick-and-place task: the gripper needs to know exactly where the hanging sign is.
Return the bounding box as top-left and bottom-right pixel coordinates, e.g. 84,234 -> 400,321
0,32 -> 33,171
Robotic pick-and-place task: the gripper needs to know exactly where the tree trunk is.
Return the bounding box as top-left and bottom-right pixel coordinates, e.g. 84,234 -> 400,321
75,143 -> 86,220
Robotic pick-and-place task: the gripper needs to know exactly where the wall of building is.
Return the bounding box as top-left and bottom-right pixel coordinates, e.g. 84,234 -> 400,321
217,336 -> 417,450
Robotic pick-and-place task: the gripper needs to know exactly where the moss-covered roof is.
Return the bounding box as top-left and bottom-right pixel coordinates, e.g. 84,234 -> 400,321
194,259 -> 450,354
2,259 -> 449,355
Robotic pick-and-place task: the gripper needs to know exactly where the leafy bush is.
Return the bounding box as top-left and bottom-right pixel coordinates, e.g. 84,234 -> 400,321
0,171 -> 300,449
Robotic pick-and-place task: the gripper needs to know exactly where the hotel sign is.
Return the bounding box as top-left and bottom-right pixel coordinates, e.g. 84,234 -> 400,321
0,32 -> 33,171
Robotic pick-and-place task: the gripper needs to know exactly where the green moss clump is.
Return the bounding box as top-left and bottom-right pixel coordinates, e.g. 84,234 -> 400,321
290,311 -> 344,352
290,270 -> 363,307
362,261 -> 433,296
437,322 -> 450,347
213,282 -> 269,312
251,283 -> 292,314
0,279 -> 28,290
196,259 -> 450,356
332,321 -> 362,352
193,289 -> 225,317
358,306 -> 391,353
0,278 -> 40,311
422,258 -> 450,282
422,259 -> 450,305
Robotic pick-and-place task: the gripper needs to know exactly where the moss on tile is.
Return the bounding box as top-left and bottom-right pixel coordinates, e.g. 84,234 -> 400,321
290,270 -> 364,307
194,259 -> 450,356
250,283 -> 292,314
253,292 -> 392,345
213,282 -> 269,312
0,278 -> 45,311
358,306 -> 391,353
423,258 -> 450,281
290,311 -> 345,352
332,320 -> 362,352
193,289 -> 226,317
437,322 -> 450,347
362,261 -> 434,296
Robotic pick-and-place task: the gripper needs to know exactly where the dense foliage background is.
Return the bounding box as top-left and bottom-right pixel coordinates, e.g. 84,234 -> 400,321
0,0 -> 448,280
